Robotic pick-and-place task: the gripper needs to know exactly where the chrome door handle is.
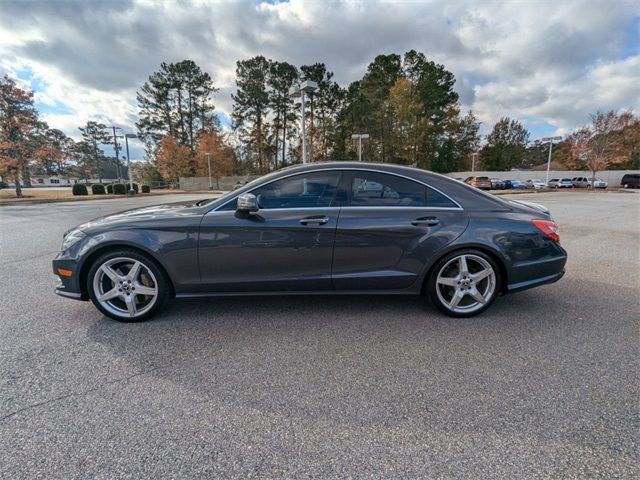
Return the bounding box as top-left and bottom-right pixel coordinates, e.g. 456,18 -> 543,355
412,217 -> 439,227
300,216 -> 329,225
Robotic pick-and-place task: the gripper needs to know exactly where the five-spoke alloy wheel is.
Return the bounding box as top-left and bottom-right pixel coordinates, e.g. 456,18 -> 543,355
87,250 -> 169,322
427,250 -> 500,317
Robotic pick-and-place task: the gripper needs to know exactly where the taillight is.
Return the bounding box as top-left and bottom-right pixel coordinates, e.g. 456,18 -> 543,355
532,219 -> 560,243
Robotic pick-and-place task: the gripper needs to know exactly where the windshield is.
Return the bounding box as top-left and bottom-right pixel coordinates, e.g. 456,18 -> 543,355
195,176 -> 262,207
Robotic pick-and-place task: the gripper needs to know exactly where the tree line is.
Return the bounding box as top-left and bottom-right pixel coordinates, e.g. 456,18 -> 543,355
1,52 -> 638,197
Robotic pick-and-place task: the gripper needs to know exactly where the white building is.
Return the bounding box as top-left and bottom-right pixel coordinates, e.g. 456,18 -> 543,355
29,175 -> 79,186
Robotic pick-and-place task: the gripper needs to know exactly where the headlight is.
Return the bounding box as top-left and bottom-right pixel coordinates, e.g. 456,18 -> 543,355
61,229 -> 86,251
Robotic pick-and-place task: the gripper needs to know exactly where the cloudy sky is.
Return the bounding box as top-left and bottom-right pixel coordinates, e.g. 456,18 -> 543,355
0,0 -> 638,161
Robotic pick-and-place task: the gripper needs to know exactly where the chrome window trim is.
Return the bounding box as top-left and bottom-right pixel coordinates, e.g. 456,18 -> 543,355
211,167 -> 463,212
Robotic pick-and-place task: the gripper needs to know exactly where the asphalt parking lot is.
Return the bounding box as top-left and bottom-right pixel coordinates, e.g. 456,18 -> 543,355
1,192 -> 638,478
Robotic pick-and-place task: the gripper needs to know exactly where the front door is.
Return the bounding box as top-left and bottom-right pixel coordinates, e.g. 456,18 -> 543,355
198,171 -> 342,292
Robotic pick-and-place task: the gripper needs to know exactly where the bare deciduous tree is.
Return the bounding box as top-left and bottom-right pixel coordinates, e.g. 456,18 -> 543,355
569,110 -> 635,180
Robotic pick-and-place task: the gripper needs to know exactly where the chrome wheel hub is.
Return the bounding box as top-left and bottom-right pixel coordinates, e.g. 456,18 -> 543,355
93,257 -> 158,319
436,254 -> 496,314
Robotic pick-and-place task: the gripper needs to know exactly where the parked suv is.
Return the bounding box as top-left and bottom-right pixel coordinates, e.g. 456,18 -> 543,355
621,174 -> 640,188
464,176 -> 491,190
572,177 -> 591,188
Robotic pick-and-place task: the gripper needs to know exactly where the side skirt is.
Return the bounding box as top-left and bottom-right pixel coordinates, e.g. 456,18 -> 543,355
175,289 -> 421,299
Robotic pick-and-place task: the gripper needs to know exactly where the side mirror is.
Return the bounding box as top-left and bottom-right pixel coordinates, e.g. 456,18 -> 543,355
237,193 -> 259,213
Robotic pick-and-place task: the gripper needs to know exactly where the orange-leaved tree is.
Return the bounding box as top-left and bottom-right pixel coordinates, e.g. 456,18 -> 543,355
196,130 -> 236,189
568,111 -> 636,180
155,135 -> 194,184
0,75 -> 39,197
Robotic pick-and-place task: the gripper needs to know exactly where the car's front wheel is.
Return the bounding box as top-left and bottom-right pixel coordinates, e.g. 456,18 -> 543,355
427,250 -> 500,317
87,249 -> 170,322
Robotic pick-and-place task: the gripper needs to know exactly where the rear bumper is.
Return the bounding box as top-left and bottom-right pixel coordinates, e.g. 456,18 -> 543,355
507,269 -> 565,293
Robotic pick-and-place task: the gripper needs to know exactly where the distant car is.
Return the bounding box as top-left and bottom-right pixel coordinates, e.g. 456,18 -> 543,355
504,180 -> 527,190
556,178 -> 574,189
571,177 -> 591,188
464,176 -> 491,190
526,179 -> 548,190
357,180 -> 384,192
547,178 -> 560,188
589,178 -> 608,189
490,178 -> 506,190
621,173 -> 640,188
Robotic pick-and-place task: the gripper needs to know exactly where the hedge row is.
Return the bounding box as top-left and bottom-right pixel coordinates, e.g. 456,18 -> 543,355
72,183 -> 151,196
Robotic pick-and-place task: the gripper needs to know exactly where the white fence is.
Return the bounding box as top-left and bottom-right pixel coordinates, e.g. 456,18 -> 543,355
180,169 -> 639,191
180,175 -> 259,191
444,170 -> 638,185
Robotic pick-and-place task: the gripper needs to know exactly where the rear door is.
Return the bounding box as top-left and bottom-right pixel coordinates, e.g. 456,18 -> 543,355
331,170 -> 469,291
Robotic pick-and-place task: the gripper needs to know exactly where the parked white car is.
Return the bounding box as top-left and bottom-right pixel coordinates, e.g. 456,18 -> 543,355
526,179 -> 548,190
589,178 -> 608,189
555,178 -> 574,188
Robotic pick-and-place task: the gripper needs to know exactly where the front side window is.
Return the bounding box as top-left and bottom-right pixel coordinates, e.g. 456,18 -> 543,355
251,171 -> 341,209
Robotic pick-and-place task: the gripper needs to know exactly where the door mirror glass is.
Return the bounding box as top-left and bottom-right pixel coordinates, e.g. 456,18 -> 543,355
237,193 -> 259,212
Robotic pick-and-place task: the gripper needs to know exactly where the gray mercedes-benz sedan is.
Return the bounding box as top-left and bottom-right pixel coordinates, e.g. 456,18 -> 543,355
53,162 -> 567,322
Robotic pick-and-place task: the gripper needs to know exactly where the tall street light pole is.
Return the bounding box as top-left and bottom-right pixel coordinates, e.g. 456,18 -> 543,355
541,136 -> 562,183
111,126 -> 123,181
205,152 -> 213,190
351,134 -> 370,161
289,80 -> 317,164
471,152 -> 479,172
124,133 -> 137,195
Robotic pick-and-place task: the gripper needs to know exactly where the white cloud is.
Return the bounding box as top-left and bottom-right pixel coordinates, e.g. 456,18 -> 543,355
0,0 -> 637,142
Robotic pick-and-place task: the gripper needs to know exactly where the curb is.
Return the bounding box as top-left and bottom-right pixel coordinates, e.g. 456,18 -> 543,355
0,191 -> 187,206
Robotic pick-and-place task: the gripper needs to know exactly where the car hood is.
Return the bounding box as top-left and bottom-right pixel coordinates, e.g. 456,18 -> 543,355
76,201 -> 205,233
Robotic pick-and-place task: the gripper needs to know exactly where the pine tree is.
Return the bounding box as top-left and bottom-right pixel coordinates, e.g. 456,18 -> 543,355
481,118 -> 530,171
268,61 -> 298,169
79,121 -> 110,182
137,60 -> 218,152
232,56 -> 271,173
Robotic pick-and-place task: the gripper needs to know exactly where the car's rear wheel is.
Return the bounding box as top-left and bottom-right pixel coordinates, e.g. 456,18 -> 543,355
427,250 -> 500,317
87,250 -> 169,322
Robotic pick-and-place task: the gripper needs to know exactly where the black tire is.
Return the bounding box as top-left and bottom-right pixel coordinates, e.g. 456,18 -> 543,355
86,249 -> 171,322
426,249 -> 501,318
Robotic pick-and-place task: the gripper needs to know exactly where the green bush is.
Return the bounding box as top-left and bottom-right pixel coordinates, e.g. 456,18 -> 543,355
72,184 -> 88,196
112,183 -> 126,195
106,184 -> 113,194
132,183 -> 139,193
91,184 -> 106,195
141,185 -> 151,193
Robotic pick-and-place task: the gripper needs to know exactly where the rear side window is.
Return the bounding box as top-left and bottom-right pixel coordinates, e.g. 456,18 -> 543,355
351,172 -> 425,207
426,187 -> 458,208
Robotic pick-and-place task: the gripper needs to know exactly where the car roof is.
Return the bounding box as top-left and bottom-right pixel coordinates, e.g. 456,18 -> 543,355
209,162 -> 513,212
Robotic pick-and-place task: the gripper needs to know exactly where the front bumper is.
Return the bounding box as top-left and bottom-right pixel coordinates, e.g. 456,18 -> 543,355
53,255 -> 86,301
54,285 -> 83,299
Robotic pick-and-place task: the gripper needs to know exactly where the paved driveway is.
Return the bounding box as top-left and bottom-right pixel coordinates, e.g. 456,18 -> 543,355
0,192 -> 638,478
